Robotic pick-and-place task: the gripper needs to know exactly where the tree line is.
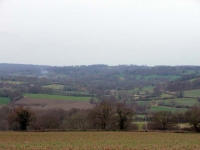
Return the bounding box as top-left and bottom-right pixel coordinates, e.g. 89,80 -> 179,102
1,101 -> 200,132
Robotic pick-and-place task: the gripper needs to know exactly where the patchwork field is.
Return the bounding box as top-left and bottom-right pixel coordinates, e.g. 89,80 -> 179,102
13,98 -> 93,110
0,132 -> 200,149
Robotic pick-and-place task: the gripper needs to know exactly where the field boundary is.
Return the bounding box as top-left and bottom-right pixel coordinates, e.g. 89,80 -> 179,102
21,129 -> 196,133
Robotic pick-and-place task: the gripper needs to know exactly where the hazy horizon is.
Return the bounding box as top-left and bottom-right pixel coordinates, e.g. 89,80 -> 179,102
1,0 -> 200,66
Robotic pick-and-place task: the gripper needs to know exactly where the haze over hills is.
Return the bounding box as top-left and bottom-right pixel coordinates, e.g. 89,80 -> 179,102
1,0 -> 200,66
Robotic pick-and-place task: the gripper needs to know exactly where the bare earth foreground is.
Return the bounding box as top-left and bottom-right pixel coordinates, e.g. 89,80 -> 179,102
0,132 -> 200,150
13,98 -> 93,110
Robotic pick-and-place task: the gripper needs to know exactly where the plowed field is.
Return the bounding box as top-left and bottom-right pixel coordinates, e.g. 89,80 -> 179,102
0,132 -> 200,149
12,98 -> 93,110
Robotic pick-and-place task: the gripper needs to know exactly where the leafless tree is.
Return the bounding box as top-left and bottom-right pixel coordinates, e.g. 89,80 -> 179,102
185,106 -> 200,132
148,111 -> 176,130
88,100 -> 115,130
115,103 -> 135,130
7,106 -> 35,130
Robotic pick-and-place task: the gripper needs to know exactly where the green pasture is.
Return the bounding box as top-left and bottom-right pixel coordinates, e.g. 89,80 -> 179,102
56,75 -> 68,78
142,86 -> 155,93
134,86 -> 154,94
135,75 -> 141,80
43,84 -> 64,90
37,76 -> 48,78
189,78 -> 200,82
184,70 -> 196,74
184,89 -> 200,97
135,75 -> 180,81
136,101 -> 151,105
150,106 -> 187,113
119,86 -> 155,95
24,94 -> 95,101
0,97 -> 10,105
114,74 -> 125,81
116,74 -> 124,78
168,75 -> 181,80
173,98 -> 199,106
155,98 -> 199,106
161,93 -> 174,98
144,75 -> 161,80
0,80 -> 23,84
64,91 -> 89,95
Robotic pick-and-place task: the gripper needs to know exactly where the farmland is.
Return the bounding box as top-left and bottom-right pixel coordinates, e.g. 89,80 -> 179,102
2,64 -> 200,132
13,98 -> 93,110
0,132 -> 200,149
10,94 -> 96,110
24,94 -> 95,101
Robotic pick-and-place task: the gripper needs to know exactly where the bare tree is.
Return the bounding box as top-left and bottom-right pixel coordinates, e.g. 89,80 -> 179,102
169,99 -> 176,107
31,109 -> 66,130
68,110 -> 88,130
7,106 -> 35,131
88,101 -> 115,130
153,85 -> 162,97
148,111 -> 176,130
115,103 -> 135,130
185,106 -> 200,132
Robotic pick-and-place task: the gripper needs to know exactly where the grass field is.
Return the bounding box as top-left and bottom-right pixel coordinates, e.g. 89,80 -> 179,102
135,75 -> 180,81
155,98 -> 199,106
24,94 -> 95,101
119,86 -> 155,95
184,89 -> 200,97
0,132 -> 200,149
142,86 -> 155,93
43,84 -> 64,90
0,97 -> 10,105
184,70 -> 196,74
150,106 -> 187,113
173,98 -> 199,106
161,93 -> 174,98
137,101 -> 151,105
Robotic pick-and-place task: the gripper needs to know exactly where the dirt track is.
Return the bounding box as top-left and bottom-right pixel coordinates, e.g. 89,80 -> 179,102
12,98 -> 93,110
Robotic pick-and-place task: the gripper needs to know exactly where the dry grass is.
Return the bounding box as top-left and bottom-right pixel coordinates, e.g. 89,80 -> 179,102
0,132 -> 200,149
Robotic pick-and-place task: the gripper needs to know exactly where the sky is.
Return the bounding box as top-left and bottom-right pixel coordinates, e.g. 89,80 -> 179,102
0,0 -> 200,66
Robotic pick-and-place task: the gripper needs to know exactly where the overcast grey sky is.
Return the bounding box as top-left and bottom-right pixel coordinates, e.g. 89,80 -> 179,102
0,0 -> 200,66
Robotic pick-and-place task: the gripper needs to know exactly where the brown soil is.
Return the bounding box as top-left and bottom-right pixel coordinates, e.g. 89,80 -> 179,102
12,98 -> 93,110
